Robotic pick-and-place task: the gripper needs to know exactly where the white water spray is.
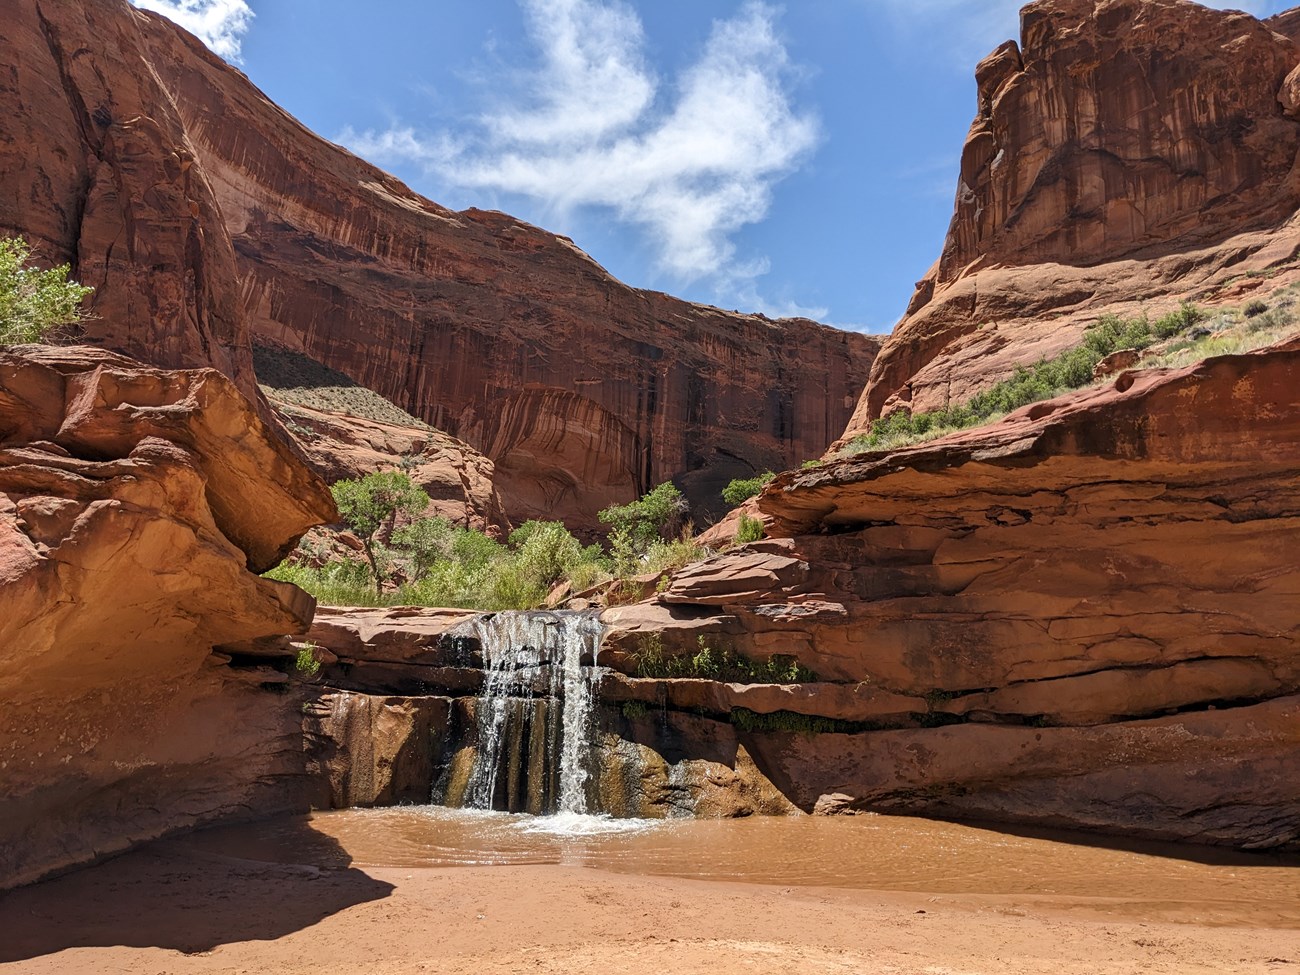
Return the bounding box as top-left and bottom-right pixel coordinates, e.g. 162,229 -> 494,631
460,611 -> 604,815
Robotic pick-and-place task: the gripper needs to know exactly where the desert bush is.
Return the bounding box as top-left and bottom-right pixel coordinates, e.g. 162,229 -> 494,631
721,472 -> 775,506
734,514 -> 765,544
0,236 -> 93,345
843,305 -> 1207,455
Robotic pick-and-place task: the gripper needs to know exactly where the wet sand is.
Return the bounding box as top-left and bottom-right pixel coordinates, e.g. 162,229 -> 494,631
1,811 -> 1297,974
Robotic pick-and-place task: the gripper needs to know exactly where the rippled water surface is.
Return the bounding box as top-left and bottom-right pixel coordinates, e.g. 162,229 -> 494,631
182,808 -> 1300,927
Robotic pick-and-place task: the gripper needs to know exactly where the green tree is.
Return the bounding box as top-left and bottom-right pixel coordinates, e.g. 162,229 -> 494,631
598,481 -> 689,574
0,236 -> 93,345
330,471 -> 431,594
391,516 -> 456,580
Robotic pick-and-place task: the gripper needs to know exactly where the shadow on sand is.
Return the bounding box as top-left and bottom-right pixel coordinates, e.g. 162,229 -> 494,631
0,815 -> 394,964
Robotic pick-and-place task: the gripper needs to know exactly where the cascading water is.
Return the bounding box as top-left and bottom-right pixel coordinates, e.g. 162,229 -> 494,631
457,610 -> 604,815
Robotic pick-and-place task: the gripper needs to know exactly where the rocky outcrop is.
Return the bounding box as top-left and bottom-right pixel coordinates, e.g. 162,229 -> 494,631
274,399 -> 509,536
120,10 -> 877,527
0,346 -> 335,889
0,0 -> 258,400
598,340 -> 1300,848
847,0 -> 1300,433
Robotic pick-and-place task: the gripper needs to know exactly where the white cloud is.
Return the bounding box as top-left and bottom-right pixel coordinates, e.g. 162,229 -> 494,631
130,0 -> 253,60
342,0 -> 818,291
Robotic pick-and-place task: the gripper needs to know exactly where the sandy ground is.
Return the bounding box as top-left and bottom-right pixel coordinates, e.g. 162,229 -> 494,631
1,839 -> 1297,975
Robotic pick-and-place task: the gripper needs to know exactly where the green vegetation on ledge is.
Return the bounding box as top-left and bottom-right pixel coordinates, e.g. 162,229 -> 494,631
268,476 -> 711,611
721,472 -> 774,506
843,303 -> 1205,455
633,635 -> 816,684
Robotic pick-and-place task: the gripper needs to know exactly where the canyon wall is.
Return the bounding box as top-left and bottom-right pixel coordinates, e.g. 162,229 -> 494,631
0,0 -> 259,400
614,340 -> 1300,847
125,12 -> 876,527
847,0 -> 1300,433
0,346 -> 335,889
309,340 -> 1300,849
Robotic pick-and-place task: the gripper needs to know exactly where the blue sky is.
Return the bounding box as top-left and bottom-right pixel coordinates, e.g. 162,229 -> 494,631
134,0 -> 1292,332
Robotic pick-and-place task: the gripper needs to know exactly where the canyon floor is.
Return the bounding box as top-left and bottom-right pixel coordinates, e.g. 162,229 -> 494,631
1,815 -> 1295,975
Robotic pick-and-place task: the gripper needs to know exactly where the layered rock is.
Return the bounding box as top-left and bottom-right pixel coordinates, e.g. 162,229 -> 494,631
0,346 -> 335,888
274,399 -> 509,536
116,10 -> 877,527
598,340 -> 1300,848
847,0 -> 1300,433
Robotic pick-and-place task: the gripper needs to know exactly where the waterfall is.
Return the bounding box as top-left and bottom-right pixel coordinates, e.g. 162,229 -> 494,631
458,610 -> 604,815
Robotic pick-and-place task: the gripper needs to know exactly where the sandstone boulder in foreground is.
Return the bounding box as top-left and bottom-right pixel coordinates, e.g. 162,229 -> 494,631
0,346 -> 335,889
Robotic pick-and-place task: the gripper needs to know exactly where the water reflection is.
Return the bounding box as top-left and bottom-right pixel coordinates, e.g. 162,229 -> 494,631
182,807 -> 1300,927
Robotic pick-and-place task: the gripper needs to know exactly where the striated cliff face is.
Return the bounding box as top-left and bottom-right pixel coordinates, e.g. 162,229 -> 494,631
122,12 -> 878,527
0,0 -> 258,400
1,0 -> 877,529
847,0 -> 1300,433
0,346 -> 335,889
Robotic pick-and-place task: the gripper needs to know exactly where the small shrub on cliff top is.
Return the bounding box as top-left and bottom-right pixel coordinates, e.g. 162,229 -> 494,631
721,472 -> 775,506
0,236 -> 93,345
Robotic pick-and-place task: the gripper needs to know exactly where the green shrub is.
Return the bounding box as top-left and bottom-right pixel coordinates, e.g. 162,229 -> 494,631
294,642 -> 322,677
0,236 -> 93,345
265,560 -> 385,607
633,634 -> 816,683
600,482 -> 692,575
1244,299 -> 1269,318
734,514 -> 765,544
621,700 -> 650,719
721,472 -> 775,506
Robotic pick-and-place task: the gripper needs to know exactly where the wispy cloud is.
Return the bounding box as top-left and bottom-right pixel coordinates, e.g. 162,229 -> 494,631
342,0 -> 818,293
130,0 -> 253,60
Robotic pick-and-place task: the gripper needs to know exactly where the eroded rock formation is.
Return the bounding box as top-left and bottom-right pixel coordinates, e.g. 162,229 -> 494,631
847,0 -> 1300,433
274,399 -> 509,536
601,340 -> 1300,848
0,346 -> 335,888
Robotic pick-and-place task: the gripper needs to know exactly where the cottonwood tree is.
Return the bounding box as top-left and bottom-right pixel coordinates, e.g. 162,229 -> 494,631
330,471 -> 431,594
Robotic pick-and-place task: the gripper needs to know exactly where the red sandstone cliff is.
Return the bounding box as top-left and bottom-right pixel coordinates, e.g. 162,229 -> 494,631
597,337 -> 1300,847
130,12 -> 878,526
0,0 -> 879,530
0,345 -> 336,889
846,0 -> 1300,434
0,1 -> 259,400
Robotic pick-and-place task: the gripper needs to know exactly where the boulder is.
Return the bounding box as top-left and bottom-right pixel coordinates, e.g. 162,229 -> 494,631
0,346 -> 335,888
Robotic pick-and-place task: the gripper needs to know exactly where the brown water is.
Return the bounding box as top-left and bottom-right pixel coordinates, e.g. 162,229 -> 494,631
181,808 -> 1300,928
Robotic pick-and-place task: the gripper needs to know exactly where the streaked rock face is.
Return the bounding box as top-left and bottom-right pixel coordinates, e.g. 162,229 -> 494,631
0,0 -> 257,399
848,0 -> 1300,433
601,341 -> 1300,849
0,346 -> 335,889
